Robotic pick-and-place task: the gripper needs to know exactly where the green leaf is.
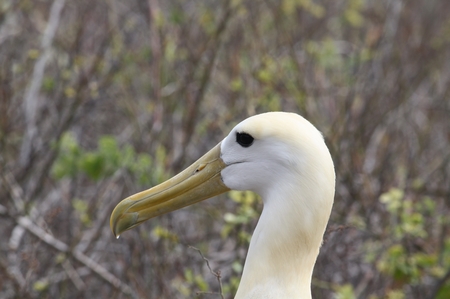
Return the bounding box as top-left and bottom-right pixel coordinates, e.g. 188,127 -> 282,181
79,152 -> 104,180
42,76 -> 55,92
194,275 -> 208,292
152,225 -> 178,242
386,290 -> 405,299
232,261 -> 243,274
98,135 -> 121,175
33,280 -> 49,292
436,283 -> 450,299
334,284 -> 356,299
72,199 -> 88,213
380,188 -> 404,212
132,153 -> 153,186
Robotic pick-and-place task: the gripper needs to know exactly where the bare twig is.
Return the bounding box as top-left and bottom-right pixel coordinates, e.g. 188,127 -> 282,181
34,266 -> 91,288
322,224 -> 356,245
75,171 -> 124,253
61,260 -> 86,291
147,0 -> 164,138
1,164 -> 25,213
2,163 -> 30,291
20,0 -> 67,166
16,216 -> 137,298
188,246 -> 224,299
172,0 -> 234,171
1,165 -> 136,298
0,259 -> 32,299
17,217 -> 69,252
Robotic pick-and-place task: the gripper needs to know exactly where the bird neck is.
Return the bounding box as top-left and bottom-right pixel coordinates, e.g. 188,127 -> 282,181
234,179 -> 332,299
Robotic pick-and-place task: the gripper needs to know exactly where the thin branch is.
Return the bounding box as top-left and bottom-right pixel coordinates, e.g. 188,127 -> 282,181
16,216 -> 137,298
75,171 -> 124,253
0,259 -> 32,299
34,266 -> 91,288
1,167 -> 137,298
172,0 -> 234,171
188,246 -> 224,299
61,260 -> 86,291
1,162 -> 25,213
19,0 -> 67,166
17,216 -> 69,252
146,0 -> 164,139
322,224 -> 356,245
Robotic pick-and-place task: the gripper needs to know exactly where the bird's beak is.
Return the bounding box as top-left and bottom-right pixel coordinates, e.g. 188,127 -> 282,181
110,143 -> 230,238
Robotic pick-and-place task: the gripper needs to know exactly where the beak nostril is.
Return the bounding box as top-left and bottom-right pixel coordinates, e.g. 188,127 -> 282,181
195,163 -> 207,173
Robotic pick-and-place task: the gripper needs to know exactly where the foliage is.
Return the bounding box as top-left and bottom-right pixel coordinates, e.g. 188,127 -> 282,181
334,284 -> 356,299
1,0 -> 450,298
370,188 -> 450,296
222,191 -> 260,244
51,132 -> 162,186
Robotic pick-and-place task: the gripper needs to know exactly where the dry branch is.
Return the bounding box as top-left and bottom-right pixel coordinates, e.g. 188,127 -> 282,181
19,0 -> 67,166
189,246 -> 224,299
16,216 -> 137,298
1,165 -> 136,298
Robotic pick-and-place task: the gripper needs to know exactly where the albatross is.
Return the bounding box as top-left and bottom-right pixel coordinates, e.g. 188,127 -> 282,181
110,112 -> 335,299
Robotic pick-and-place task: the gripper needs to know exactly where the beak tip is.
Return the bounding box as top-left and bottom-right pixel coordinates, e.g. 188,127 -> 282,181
111,222 -> 120,238
110,208 -> 140,238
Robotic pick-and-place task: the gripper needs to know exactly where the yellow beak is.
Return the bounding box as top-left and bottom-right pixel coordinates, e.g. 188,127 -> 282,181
110,143 -> 230,237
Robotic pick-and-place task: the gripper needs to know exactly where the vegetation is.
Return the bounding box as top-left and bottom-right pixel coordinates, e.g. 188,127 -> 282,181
1,0 -> 449,298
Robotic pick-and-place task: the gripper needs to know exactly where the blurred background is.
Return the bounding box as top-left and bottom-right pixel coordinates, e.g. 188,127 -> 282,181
1,0 -> 450,298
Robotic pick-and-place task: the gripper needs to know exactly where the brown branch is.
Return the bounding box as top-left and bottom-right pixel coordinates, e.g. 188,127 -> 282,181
0,259 -> 32,299
75,171 -> 124,253
173,0 -> 235,171
19,0 -> 67,167
34,266 -> 91,289
16,216 -> 137,298
0,156 -> 25,213
188,245 -> 224,299
61,260 -> 86,291
147,0 -> 164,138
1,165 -> 136,298
322,224 -> 356,245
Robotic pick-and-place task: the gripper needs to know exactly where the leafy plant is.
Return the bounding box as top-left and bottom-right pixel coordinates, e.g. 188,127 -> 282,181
51,132 -> 160,184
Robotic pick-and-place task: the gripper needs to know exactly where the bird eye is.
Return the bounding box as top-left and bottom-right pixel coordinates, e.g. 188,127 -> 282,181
236,132 -> 254,147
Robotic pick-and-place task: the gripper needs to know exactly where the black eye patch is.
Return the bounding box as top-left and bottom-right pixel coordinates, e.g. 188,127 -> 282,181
236,132 -> 254,147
